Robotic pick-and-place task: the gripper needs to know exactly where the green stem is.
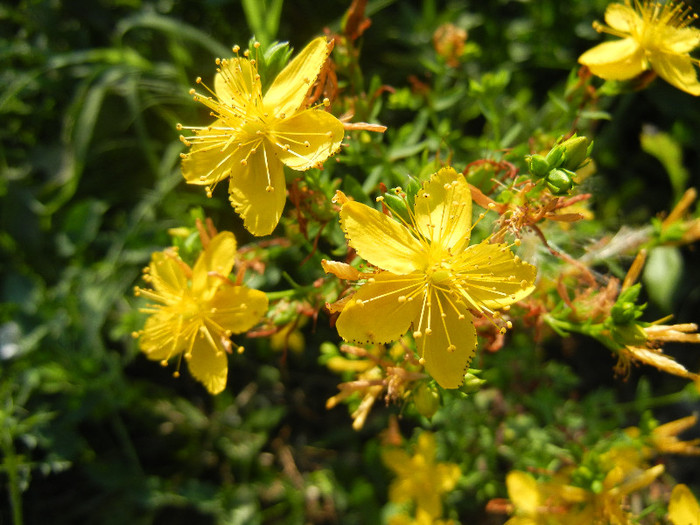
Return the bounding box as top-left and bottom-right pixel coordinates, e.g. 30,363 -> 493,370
265,289 -> 298,301
265,272 -> 317,301
1,434 -> 23,525
616,386 -> 698,413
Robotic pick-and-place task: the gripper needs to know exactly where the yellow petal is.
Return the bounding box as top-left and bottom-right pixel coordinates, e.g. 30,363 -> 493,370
271,109 -> 344,170
435,463 -> 461,492
625,346 -> 695,378
617,464 -> 664,495
417,289 -> 476,389
209,286 -> 268,333
321,259 -> 362,280
669,484 -> 700,525
148,250 -> 188,299
214,57 -> 262,109
416,431 -> 437,458
381,448 -> 413,476
228,142 -> 287,236
579,38 -> 646,79
340,201 -> 426,274
191,231 -> 237,297
457,241 -> 537,311
506,471 -> 540,514
604,3 -> 637,33
263,37 -> 332,116
140,311 -> 188,360
415,488 -> 444,519
663,27 -> 700,54
650,51 -> 700,96
186,338 -> 228,394
413,167 -> 473,252
336,273 -> 423,345
181,121 -> 240,186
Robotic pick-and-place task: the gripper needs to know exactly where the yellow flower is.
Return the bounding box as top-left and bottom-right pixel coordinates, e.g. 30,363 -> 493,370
331,167 -> 537,388
382,432 -> 460,519
581,461 -> 665,525
389,508 -> 457,525
133,231 -> 268,394
579,1 -> 700,95
504,471 -> 589,525
179,38 -> 345,235
669,484 -> 700,525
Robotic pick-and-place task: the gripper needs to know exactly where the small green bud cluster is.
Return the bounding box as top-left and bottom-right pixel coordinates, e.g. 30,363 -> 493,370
526,135 -> 593,196
607,284 -> 648,347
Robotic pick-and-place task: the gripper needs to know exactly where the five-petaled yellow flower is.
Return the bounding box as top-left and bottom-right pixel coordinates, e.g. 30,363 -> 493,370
179,37 -> 345,235
332,167 -> 537,388
579,1 -> 700,95
382,432 -> 461,520
134,231 -> 268,394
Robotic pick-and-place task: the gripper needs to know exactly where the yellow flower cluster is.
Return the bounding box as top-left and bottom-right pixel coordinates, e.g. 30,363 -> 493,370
500,415 -> 700,524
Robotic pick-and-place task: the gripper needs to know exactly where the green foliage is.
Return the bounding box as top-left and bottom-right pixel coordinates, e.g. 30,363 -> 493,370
2,0 -> 700,524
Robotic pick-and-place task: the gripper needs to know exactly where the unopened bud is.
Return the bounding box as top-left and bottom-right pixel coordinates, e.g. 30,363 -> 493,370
413,383 -> 440,419
545,144 -> 565,169
527,154 -> 550,178
545,169 -> 574,195
560,135 -> 593,171
611,301 -> 639,325
461,371 -> 487,394
382,191 -> 411,223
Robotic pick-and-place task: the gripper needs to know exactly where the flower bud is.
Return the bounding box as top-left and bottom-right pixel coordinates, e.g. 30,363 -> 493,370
545,144 -> 565,169
382,191 -> 411,224
460,371 -> 486,394
413,382 -> 440,419
545,169 -> 574,195
560,135 -> 593,171
611,323 -> 648,347
527,154 -> 550,178
611,301 -> 639,325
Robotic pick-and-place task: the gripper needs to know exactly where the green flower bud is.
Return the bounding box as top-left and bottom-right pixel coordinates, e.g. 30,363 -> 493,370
460,371 -> 486,394
413,382 -> 440,419
527,154 -> 550,178
560,135 -> 593,171
405,177 -> 421,210
611,301 -> 638,325
545,169 -> 574,195
545,144 -> 565,169
381,191 -> 411,224
611,323 -> 648,347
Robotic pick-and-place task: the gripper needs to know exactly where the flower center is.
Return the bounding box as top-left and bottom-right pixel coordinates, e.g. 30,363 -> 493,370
429,268 -> 452,285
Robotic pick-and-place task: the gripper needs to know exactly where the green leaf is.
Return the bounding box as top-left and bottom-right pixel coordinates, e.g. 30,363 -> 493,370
642,246 -> 683,311
640,128 -> 688,201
